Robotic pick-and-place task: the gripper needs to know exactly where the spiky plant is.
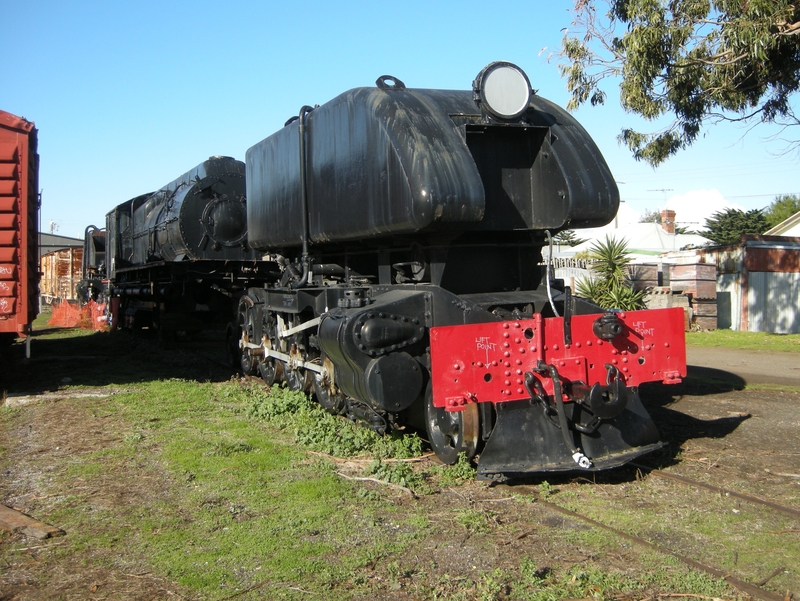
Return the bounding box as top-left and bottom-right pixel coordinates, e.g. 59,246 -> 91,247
575,235 -> 645,311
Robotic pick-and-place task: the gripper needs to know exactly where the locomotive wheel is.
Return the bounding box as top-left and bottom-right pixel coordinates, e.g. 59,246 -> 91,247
237,296 -> 260,376
258,356 -> 282,386
259,311 -> 282,386
312,355 -> 346,415
424,387 -> 480,465
285,364 -> 313,392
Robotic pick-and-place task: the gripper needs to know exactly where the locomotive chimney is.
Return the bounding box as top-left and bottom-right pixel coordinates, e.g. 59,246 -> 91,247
660,209 -> 676,234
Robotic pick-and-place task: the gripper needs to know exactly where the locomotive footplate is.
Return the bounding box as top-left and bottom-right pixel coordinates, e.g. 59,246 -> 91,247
429,307 -> 686,476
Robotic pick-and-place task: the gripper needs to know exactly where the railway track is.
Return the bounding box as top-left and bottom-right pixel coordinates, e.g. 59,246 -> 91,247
630,462 -> 800,521
519,467 -> 799,601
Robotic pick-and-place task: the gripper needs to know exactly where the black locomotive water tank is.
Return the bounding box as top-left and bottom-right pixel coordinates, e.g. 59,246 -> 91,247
245,81 -> 619,250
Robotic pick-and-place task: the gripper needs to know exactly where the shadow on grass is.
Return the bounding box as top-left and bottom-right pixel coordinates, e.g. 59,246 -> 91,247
1,327 -> 234,394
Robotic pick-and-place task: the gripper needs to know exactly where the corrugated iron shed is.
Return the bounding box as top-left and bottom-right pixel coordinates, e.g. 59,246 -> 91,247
699,235 -> 800,334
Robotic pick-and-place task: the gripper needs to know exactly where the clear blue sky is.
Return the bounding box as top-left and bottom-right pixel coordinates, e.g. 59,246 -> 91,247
3,0 -> 798,239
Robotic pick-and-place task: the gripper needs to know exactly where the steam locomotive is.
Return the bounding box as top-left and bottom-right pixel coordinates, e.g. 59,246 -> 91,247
87,62 -> 686,478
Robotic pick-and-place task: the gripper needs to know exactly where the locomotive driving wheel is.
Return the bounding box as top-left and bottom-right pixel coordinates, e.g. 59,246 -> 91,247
258,311 -> 282,386
312,354 -> 346,415
284,336 -> 314,392
424,386 -> 480,465
236,295 -> 260,376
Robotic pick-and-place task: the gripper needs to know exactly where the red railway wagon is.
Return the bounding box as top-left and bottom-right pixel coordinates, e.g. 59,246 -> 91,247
0,110 -> 39,344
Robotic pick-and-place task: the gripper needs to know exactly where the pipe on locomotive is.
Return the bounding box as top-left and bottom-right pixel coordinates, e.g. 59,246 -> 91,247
295,105 -> 315,288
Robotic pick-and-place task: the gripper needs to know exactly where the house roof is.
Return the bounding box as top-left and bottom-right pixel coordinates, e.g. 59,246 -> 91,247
38,233 -> 83,258
764,210 -> 800,236
558,223 -> 710,261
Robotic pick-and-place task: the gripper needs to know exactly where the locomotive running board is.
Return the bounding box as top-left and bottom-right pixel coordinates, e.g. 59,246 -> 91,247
476,392 -> 664,480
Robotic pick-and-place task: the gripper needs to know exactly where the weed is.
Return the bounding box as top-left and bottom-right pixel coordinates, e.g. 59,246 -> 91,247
124,431 -> 144,444
427,452 -> 475,486
538,480 -> 553,499
356,487 -> 380,501
364,459 -> 430,493
247,384 -> 424,459
477,569 -> 508,601
205,441 -> 254,456
454,508 -> 494,533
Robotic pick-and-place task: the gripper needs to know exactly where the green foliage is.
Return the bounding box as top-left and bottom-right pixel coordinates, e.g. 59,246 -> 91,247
454,508 -> 494,533
639,208 -> 661,223
701,207 -> 769,245
428,452 -> 476,486
517,562 -> 730,600
247,384 -> 423,459
560,0 -> 800,165
553,229 -> 588,246
364,459 -> 428,492
764,193 -> 800,228
575,235 -> 645,310
476,569 -> 508,601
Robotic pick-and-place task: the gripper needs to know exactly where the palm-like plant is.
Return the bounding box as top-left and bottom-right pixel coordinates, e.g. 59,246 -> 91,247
575,235 -> 645,311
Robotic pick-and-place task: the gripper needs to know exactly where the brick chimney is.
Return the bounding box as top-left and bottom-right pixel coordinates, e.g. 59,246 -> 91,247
660,209 -> 676,234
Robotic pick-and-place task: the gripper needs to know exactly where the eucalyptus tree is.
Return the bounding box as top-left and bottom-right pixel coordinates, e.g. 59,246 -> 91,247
560,0 -> 800,165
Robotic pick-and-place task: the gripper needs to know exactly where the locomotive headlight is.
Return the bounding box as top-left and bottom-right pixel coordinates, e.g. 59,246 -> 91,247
473,61 -> 532,121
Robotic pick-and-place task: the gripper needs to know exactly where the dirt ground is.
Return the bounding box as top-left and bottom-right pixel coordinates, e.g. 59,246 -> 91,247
1,332 -> 799,600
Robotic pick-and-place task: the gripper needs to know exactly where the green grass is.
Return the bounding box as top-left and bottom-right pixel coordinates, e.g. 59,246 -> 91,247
540,476 -> 800,596
2,323 -> 768,600
686,328 -> 800,352
40,378 -> 415,599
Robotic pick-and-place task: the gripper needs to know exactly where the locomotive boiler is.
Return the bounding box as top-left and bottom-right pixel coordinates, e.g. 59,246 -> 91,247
234,61 -> 686,478
103,156 -> 269,333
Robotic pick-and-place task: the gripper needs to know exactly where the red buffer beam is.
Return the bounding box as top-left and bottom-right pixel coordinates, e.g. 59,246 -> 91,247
430,307 -> 686,411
